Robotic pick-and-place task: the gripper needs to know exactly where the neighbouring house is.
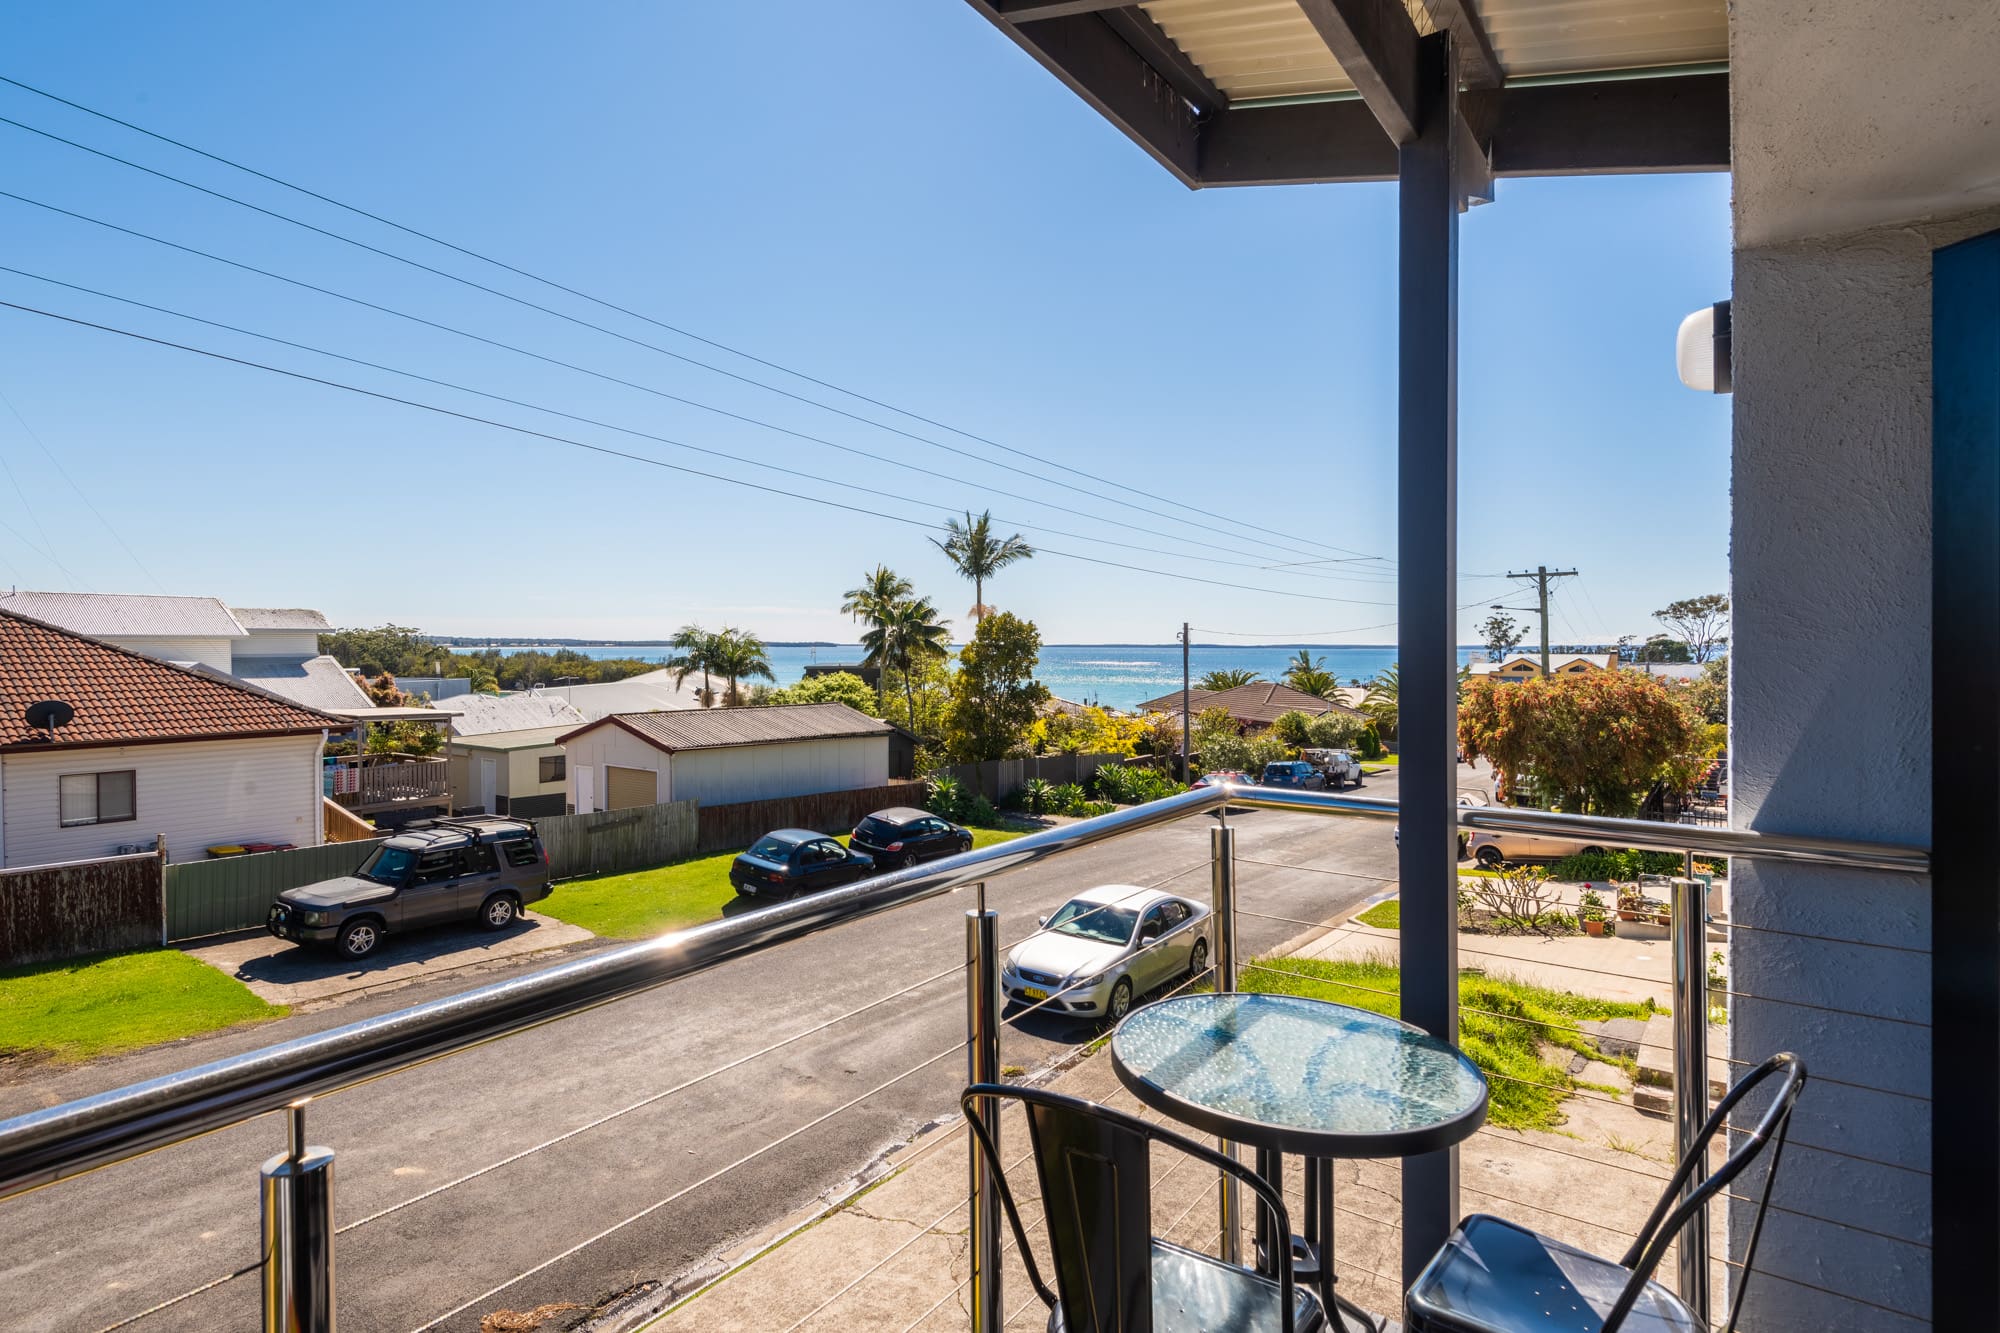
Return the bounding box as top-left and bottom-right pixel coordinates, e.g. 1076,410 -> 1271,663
802,660 -> 881,689
1622,661 -> 1708,683
1468,652 -> 1615,683
547,668 -> 707,720
1135,681 -> 1365,733
445,725 -> 572,818
442,690 -> 585,737
558,703 -> 893,813
0,608 -> 343,866
0,590 -> 248,671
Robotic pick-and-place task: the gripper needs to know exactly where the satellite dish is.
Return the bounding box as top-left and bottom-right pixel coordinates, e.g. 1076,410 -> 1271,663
25,700 -> 74,737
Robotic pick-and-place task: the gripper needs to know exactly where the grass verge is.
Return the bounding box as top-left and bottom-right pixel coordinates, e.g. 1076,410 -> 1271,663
0,949 -> 287,1062
1354,899 -> 1399,930
1241,954 -> 1654,1131
540,826 -> 1028,939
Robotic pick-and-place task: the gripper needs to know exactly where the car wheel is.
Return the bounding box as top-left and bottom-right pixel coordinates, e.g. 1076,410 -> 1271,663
1106,977 -> 1135,1022
337,918 -> 381,959
1188,937 -> 1210,979
1476,846 -> 1505,869
480,894 -> 519,930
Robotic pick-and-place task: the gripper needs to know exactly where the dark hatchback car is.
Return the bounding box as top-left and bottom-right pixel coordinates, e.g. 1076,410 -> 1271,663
730,828 -> 876,899
849,807 -> 973,869
1259,760 -> 1328,790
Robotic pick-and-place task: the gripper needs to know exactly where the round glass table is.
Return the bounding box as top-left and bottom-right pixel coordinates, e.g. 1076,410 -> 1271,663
1111,992 -> 1489,1331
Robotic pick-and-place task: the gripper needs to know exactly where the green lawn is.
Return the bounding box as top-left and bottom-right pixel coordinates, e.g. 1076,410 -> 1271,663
1241,954 -> 1654,1131
0,949 -> 287,1063
540,826 -> 1028,939
1354,899 -> 1400,930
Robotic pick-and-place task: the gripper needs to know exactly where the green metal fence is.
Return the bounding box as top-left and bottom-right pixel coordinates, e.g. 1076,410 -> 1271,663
165,840 -> 386,942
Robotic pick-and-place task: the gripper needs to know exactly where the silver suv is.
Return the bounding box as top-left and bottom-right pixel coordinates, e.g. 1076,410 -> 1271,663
267,816 -> 551,959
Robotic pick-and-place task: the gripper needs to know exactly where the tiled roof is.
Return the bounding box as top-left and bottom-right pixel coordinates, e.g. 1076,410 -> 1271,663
0,590 -> 246,639
560,702 -> 893,754
230,606 -> 333,632
447,692 -> 586,736
1136,681 -> 1363,725
0,610 -> 343,752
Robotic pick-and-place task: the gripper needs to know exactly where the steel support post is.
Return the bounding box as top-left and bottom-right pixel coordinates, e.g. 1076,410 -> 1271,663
966,902 -> 1003,1333
1396,28 -> 1462,1289
260,1101 -> 334,1333
1211,823 -> 1242,1264
1671,864 -> 1711,1322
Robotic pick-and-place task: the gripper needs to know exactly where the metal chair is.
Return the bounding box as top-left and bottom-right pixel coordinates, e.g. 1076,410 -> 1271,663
1405,1052 -> 1807,1333
961,1082 -> 1328,1333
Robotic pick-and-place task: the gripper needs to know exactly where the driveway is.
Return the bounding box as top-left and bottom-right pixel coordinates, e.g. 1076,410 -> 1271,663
182,911 -> 597,1007
0,787 -> 1410,1333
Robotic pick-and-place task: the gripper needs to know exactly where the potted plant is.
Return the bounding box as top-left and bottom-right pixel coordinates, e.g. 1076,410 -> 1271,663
1580,885 -> 1609,937
1616,884 -> 1645,922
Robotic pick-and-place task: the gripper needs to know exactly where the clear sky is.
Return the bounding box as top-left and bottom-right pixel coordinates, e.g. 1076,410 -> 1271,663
0,1 -> 1731,645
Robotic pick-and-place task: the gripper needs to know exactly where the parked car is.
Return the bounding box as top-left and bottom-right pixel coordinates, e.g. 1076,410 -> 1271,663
729,828 -> 876,899
266,816 -> 550,960
1190,769 -> 1250,790
849,806 -> 973,868
1465,827 -> 1608,868
1001,885 -> 1209,1023
1259,760 -> 1327,790
1301,748 -> 1364,789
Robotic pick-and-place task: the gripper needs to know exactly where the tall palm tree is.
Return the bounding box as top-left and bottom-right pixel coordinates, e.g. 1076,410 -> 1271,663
841,565 -> 913,623
665,624 -> 719,708
1364,662 -> 1400,737
1197,667 -> 1262,692
861,596 -> 951,729
931,510 -> 1033,620
709,627 -> 775,705
1283,650 -> 1337,698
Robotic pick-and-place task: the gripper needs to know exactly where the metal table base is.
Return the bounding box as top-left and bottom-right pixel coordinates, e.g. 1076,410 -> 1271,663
1253,1148 -> 1382,1333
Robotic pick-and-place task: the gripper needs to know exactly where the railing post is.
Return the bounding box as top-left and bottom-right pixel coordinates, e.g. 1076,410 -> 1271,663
966,894 -> 1002,1333
1211,822 -> 1243,1265
1671,857 -> 1711,1324
260,1100 -> 335,1333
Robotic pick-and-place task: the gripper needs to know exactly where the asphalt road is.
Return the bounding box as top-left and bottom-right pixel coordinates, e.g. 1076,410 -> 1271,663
1,782 -> 1409,1333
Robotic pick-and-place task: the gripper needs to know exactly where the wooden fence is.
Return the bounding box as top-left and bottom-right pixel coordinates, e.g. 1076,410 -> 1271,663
695,782 -> 927,854
165,838 -> 388,942
533,801 -> 699,879
1,852 -> 163,967
930,752 -> 1132,801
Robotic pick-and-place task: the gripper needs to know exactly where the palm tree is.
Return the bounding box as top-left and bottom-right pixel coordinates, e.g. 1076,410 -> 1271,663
1283,650 -> 1338,698
665,624 -> 720,708
861,596 -> 951,729
709,627 -> 775,705
1197,668 -> 1261,691
931,510 -> 1033,620
841,565 -> 913,623
1364,662 -> 1400,737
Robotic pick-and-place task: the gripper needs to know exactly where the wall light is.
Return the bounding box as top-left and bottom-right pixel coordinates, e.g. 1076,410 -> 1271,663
1676,299 -> 1732,393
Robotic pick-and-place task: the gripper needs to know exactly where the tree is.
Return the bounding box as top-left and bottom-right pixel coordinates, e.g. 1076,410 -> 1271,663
320,625 -> 433,677
664,624 -> 721,707
1268,710 -> 1317,748
1304,711 -> 1365,749
1477,612 -> 1525,661
932,510 -> 1033,620
1684,656 -> 1728,726
861,595 -> 952,730
1192,706 -> 1289,773
1197,667 -> 1261,691
1363,662 -> 1400,738
708,627 -> 775,705
943,612 -> 1050,761
1653,593 -> 1730,663
1458,670 -> 1702,816
1282,650 -> 1337,698
760,671 -> 880,713
878,653 -> 953,741
842,565 -> 913,623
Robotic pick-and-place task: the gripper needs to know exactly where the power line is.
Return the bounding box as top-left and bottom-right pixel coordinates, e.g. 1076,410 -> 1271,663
1189,593 -> 1504,641
0,90 -> 1388,567
0,188 -> 1394,580
0,297 -> 1416,607
0,379 -> 161,591
0,262 -> 1397,599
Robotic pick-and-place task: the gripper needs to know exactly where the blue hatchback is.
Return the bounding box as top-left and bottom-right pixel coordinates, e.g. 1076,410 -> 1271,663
729,828 -> 876,899
1258,761 -> 1328,790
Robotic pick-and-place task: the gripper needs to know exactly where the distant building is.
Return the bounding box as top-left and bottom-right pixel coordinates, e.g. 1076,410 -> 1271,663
558,703 -> 893,812
1135,681 -> 1364,733
443,690 -> 585,737
1467,652 -> 1616,683
446,725 -> 573,818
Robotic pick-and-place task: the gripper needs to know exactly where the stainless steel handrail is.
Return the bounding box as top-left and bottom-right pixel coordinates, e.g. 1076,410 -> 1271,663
0,784 -> 1927,1202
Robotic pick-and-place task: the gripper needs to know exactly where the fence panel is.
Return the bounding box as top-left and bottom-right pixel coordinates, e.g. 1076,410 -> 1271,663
1,854 -> 163,966
165,840 -> 389,941
694,782 -> 926,855
931,751 -> 1136,802
532,801 -> 699,879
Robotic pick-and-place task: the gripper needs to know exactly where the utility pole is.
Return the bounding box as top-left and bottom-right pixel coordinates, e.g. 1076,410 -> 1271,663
1180,623 -> 1191,783
1503,566 -> 1579,676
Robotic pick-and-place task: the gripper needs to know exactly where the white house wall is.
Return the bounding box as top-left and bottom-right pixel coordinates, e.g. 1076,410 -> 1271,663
237,629 -> 322,660
0,734 -> 324,867
669,736 -> 888,808
563,726 -> 670,812
98,635 -> 237,672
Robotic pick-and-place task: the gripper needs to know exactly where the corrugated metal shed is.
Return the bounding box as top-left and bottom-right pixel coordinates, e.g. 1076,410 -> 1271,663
447,691 -> 586,736
561,703 -> 893,755
447,725 -> 575,752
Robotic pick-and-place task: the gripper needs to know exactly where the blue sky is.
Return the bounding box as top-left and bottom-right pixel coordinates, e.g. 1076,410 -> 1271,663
0,1 -> 1731,645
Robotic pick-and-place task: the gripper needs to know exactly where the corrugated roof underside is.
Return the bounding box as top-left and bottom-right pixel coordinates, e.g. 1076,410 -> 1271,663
1140,0 -> 1356,99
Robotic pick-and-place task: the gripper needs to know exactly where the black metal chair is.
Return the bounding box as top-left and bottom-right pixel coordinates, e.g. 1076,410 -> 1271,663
961,1082 -> 1328,1333
1405,1052 -> 1807,1333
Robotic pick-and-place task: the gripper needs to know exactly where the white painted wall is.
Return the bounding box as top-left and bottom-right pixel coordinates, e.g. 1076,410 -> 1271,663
0,735 -> 324,866
563,726 -> 668,809
237,629 -> 322,660
669,736 -> 888,807
92,634 -> 236,672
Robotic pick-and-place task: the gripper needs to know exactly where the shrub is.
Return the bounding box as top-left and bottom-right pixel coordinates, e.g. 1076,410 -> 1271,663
1304,711 -> 1365,749
1547,849 -> 1689,882
1355,724 -> 1384,760
1049,782 -> 1089,816
1019,777 -> 1056,815
1091,762 -> 1186,805
1200,731 -> 1291,774
924,773 -> 965,820
965,794 -> 998,826
1462,864 -> 1571,937
1268,710 -> 1317,749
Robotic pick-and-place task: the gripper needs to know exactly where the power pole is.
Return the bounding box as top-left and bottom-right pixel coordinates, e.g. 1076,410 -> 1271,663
1504,566 -> 1579,676
1180,622 -> 1191,782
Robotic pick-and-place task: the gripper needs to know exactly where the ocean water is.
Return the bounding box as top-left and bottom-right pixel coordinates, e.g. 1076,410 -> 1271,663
487,642 -> 1482,712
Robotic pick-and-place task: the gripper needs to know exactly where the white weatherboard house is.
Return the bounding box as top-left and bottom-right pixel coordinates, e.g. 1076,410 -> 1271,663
558,703 -> 892,813
0,609 -> 343,867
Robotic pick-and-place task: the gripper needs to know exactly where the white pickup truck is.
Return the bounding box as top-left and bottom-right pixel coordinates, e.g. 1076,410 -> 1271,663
1301,748 -> 1364,789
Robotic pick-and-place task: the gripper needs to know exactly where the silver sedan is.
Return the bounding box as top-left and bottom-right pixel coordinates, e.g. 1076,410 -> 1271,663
1001,884 -> 1211,1022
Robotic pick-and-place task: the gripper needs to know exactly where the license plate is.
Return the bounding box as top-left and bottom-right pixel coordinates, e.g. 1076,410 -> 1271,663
1021,987 -> 1048,1001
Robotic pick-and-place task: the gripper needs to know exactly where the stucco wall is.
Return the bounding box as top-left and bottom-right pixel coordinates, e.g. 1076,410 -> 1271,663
1730,205 -> 2000,1331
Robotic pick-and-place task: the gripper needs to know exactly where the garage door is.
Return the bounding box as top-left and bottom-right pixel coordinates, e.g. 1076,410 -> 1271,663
606,765 -> 658,810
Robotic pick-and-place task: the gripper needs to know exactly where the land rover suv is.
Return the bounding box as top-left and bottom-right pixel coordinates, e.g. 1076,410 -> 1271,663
267,816 -> 551,959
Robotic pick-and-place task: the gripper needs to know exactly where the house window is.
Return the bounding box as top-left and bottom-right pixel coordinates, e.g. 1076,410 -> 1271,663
59,770 -> 137,827
540,754 -> 567,783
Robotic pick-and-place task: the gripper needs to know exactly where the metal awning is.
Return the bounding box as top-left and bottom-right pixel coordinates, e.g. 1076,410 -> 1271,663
329,707 -> 460,723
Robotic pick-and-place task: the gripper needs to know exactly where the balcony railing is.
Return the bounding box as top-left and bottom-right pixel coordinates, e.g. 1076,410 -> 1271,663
325,755 -> 450,815
0,786 -> 1926,1332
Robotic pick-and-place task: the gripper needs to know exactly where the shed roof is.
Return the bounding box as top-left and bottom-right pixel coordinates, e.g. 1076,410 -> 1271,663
447,691 -> 587,736
0,609 -> 344,752
230,607 -> 334,632
446,725 -> 574,752
0,590 -> 246,639
559,703 -> 894,754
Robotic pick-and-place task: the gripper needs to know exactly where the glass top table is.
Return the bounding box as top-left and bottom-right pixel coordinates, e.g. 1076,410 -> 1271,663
1110,992 -> 1489,1158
